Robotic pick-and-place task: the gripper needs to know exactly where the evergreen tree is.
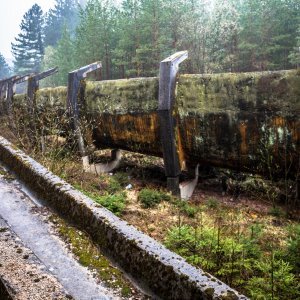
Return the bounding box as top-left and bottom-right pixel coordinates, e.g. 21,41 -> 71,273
41,0 -> 300,86
44,0 -> 79,47
11,4 -> 44,74
208,0 -> 239,72
113,0 -> 143,77
289,25 -> 300,68
75,0 -> 116,79
177,0 -> 211,73
0,53 -> 11,79
41,25 -> 76,86
237,0 -> 299,71
137,0 -> 167,76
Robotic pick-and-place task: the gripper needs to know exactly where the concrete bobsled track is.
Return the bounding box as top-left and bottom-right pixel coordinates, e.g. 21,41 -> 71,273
0,136 -> 248,299
1,52 -> 299,195
7,69 -> 300,177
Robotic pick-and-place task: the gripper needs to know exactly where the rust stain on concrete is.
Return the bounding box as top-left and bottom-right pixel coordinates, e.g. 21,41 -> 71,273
239,122 -> 248,155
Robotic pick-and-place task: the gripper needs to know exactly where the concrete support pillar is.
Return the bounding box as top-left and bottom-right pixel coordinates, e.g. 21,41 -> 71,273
158,51 -> 188,196
67,62 -> 102,157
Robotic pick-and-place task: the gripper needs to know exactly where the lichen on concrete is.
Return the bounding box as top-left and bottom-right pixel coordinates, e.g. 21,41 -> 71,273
85,77 -> 159,114
36,86 -> 67,108
176,70 -> 300,116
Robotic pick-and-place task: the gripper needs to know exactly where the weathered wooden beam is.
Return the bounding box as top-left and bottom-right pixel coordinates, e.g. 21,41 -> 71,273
158,51 -> 188,195
27,67 -> 58,111
6,74 -> 31,115
67,62 -> 102,156
26,68 -> 59,147
0,76 -> 18,98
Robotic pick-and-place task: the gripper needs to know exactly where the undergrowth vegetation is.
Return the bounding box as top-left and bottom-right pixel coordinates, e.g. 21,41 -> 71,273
138,188 -> 171,208
165,205 -> 300,299
0,103 -> 299,299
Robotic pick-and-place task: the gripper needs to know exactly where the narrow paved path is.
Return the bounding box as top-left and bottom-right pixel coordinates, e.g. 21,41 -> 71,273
0,170 -> 119,300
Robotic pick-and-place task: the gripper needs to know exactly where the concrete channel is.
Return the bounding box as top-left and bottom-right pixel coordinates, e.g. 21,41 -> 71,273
0,174 -> 131,300
0,136 -> 248,300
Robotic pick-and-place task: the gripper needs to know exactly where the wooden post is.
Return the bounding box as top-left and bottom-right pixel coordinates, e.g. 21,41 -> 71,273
0,77 -> 12,114
27,67 -> 58,113
27,68 -> 58,148
6,75 -> 31,116
0,76 -> 18,114
158,51 -> 188,195
67,62 -> 102,156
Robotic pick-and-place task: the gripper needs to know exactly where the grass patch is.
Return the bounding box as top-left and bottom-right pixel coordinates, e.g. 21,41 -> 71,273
74,185 -> 126,216
205,197 -> 219,209
138,188 -> 171,208
269,206 -> 285,217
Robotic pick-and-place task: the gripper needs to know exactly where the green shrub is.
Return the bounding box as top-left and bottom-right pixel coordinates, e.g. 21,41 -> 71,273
138,188 -> 171,208
165,220 -> 300,299
74,185 -> 126,216
107,177 -> 122,193
268,206 -> 285,217
286,224 -> 300,273
107,172 -> 130,194
114,172 -> 130,187
205,197 -> 219,209
246,255 -> 300,300
94,193 -> 126,216
173,199 -> 197,218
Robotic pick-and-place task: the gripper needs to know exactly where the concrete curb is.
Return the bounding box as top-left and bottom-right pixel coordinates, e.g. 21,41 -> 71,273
0,136 -> 248,300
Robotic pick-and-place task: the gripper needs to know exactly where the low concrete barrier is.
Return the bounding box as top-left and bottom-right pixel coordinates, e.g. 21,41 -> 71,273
0,136 -> 247,300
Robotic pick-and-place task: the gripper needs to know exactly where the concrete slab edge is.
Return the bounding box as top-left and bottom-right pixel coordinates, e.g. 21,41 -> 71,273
0,136 -> 248,300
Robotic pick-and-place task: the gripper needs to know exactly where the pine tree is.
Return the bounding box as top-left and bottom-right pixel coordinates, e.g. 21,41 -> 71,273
289,25 -> 300,68
135,0 -> 167,76
208,0 -> 239,73
0,53 -> 11,79
44,25 -> 77,86
113,0 -> 143,77
75,0 -> 116,79
177,0 -> 211,73
44,0 -> 79,47
11,4 -> 44,74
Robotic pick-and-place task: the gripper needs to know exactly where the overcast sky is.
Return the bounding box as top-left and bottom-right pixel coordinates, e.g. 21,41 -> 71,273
0,0 -> 55,62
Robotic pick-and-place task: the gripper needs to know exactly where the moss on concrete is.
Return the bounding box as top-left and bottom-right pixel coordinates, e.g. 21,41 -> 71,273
176,70 -> 300,115
36,87 -> 67,108
85,78 -> 159,113
50,215 -> 135,298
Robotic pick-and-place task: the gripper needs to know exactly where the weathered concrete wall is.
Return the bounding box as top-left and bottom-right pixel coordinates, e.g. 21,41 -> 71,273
0,136 -> 247,300
85,78 -> 160,156
84,70 -> 299,177
176,71 -> 299,175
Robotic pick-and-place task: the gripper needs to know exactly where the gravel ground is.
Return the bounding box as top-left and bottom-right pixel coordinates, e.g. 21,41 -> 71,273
0,217 -> 71,300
